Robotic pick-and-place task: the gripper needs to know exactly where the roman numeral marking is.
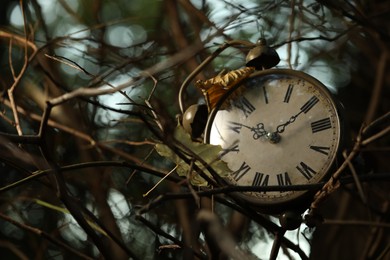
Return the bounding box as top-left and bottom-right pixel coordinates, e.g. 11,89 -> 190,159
284,84 -> 294,103
231,161 -> 251,181
277,172 -> 292,187
310,145 -> 330,155
301,96 -> 319,113
234,97 -> 255,117
311,118 -> 332,133
252,172 -> 269,187
296,162 -> 316,180
228,121 -> 242,134
220,144 -> 239,157
263,86 -> 269,104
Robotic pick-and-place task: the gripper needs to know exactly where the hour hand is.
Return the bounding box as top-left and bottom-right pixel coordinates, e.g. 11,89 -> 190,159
252,123 -> 268,139
239,123 -> 268,139
229,121 -> 268,140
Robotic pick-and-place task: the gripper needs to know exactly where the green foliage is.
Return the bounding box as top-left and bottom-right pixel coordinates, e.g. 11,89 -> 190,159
155,126 -> 231,186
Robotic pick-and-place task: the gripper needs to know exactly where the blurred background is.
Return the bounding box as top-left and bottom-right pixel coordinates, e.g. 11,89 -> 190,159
0,0 -> 389,259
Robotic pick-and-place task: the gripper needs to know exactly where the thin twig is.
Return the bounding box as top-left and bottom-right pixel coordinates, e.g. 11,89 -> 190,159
310,111 -> 390,212
0,160 -> 181,193
136,215 -> 206,259
362,125 -> 390,146
343,150 -> 367,205
269,229 -> 287,260
0,212 -> 93,260
8,38 -> 16,79
310,130 -> 362,211
287,0 -> 295,69
48,42 -> 203,107
323,219 -> 390,228
7,0 -> 34,136
178,39 -> 255,113
0,30 -> 38,52
143,165 -> 178,197
39,143 -> 120,258
364,50 -> 388,124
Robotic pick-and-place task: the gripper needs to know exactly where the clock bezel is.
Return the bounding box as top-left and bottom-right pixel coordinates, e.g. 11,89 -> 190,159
203,68 -> 345,213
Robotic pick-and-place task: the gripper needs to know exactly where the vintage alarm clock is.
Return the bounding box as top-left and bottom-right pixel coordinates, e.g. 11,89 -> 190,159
180,39 -> 343,219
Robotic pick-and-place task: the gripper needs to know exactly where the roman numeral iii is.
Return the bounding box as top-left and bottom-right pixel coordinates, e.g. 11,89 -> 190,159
311,118 -> 332,133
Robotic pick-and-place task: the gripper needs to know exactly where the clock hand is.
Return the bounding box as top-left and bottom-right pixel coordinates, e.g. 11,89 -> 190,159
275,110 -> 304,134
240,123 -> 268,140
251,123 -> 268,139
264,110 -> 304,144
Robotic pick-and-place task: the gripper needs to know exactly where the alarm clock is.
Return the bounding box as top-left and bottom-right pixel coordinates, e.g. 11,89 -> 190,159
182,39 -> 344,215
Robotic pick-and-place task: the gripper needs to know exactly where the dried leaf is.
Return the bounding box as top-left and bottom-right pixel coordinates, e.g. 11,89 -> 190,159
195,67 -> 255,110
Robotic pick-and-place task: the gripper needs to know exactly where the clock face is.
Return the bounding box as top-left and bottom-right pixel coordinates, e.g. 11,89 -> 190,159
204,69 -> 342,207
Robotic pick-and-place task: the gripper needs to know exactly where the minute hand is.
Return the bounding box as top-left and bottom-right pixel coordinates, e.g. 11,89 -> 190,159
275,95 -> 320,133
275,110 -> 303,133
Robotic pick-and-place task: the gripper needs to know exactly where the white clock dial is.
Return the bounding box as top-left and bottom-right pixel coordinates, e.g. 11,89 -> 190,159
205,69 -> 342,207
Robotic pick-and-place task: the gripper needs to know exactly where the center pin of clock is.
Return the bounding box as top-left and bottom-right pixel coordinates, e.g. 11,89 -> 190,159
266,132 -> 281,144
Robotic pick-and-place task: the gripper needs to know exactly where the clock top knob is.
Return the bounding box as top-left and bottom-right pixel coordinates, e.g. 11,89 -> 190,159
245,38 -> 280,70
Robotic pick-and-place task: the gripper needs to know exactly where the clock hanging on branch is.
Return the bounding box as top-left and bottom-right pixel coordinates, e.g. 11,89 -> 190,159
179,38 -> 344,225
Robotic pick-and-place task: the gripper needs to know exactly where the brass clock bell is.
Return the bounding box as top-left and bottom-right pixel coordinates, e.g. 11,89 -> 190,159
246,38 -> 280,69
182,104 -> 208,139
